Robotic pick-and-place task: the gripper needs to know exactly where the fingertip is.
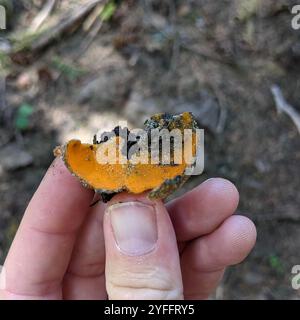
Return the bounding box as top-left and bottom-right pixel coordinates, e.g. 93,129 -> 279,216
181,214 -> 256,299
181,214 -> 257,274
43,156 -> 95,202
221,215 -> 257,264
49,156 -> 69,176
201,178 -> 240,211
47,157 -> 87,190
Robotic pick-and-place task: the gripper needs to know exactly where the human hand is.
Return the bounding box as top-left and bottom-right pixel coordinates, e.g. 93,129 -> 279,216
0,158 -> 256,300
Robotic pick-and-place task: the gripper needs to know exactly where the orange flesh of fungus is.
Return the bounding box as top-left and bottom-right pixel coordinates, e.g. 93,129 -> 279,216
63,112 -> 197,194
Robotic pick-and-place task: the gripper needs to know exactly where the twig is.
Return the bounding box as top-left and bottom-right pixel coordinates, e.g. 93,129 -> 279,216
82,3 -> 104,32
211,84 -> 229,134
14,0 -> 104,56
75,2 -> 107,59
29,0 -> 57,33
31,0 -> 104,52
78,19 -> 104,57
271,84 -> 300,134
56,2 -> 108,80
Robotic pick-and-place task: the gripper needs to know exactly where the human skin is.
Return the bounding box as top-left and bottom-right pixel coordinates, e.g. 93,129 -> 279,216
0,158 -> 256,300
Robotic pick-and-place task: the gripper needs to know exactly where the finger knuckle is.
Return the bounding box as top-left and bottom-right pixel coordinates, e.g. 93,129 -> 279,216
107,265 -> 183,300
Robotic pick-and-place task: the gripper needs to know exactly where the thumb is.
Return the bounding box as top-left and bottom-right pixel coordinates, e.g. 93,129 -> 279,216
103,193 -> 183,300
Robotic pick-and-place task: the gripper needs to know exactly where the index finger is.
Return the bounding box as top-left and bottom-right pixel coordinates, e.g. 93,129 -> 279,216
1,158 -> 94,299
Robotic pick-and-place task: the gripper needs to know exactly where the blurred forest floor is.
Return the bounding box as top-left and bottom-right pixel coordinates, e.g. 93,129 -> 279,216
0,0 -> 300,299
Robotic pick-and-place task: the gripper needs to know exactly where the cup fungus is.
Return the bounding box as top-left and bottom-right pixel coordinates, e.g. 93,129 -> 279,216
54,112 -> 200,202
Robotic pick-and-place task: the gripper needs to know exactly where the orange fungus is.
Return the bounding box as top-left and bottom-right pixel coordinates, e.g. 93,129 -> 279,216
54,112 -> 201,201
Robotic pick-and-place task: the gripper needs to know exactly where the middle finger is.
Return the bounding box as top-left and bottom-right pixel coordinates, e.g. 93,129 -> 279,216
167,178 -> 239,242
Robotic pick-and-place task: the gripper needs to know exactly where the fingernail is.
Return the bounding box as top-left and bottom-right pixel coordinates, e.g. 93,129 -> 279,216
107,202 -> 158,256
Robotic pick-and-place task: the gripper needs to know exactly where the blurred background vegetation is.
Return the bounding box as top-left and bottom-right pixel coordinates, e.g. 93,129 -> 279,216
0,0 -> 300,299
